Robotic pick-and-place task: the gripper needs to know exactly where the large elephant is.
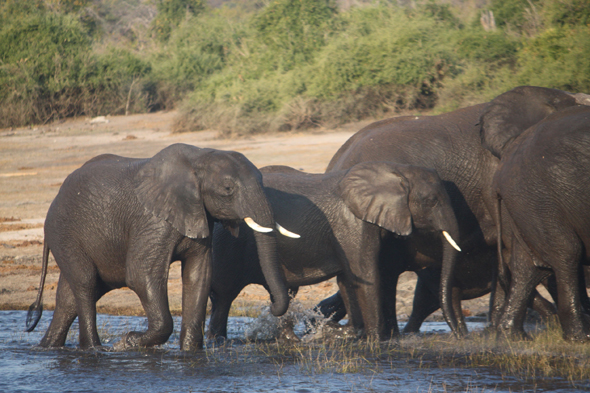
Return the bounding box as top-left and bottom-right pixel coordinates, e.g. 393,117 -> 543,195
25,143 -> 290,350
318,87 -> 582,335
208,162 -> 461,340
479,86 -> 590,340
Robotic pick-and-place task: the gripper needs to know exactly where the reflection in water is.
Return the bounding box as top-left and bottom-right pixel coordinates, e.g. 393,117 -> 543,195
0,310 -> 585,393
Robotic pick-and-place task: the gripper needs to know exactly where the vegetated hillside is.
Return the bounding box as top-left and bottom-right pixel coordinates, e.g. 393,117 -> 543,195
0,0 -> 588,133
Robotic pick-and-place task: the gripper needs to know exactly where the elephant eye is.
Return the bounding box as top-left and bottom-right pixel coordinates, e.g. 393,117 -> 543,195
423,196 -> 438,209
220,178 -> 236,196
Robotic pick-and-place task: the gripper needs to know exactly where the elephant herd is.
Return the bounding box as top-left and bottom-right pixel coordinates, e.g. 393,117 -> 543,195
26,86 -> 590,351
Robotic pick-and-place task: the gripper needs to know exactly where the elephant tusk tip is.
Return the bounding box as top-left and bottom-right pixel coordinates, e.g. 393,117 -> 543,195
442,231 -> 462,252
276,223 -> 301,238
243,217 -> 273,233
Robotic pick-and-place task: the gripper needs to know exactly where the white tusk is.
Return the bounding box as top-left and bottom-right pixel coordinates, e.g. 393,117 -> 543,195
442,231 -> 462,252
276,223 -> 300,238
244,217 -> 273,233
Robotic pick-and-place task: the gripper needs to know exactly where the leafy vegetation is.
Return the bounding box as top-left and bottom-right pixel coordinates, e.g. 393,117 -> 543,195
0,0 -> 588,132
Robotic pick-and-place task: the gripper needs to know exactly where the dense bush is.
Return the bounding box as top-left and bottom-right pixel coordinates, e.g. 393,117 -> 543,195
1,0 -> 588,132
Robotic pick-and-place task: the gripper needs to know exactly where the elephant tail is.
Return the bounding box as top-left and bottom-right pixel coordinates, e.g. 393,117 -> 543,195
25,241 -> 49,332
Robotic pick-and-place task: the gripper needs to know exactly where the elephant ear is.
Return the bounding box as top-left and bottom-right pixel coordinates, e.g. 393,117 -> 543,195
339,162 -> 412,236
480,86 -> 577,158
134,144 -> 209,239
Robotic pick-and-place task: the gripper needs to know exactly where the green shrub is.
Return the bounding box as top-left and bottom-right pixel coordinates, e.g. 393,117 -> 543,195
304,6 -> 458,106
0,6 -> 155,127
516,26 -> 590,92
490,0 -> 541,29
0,11 -> 93,126
542,0 -> 590,27
151,0 -> 206,41
252,0 -> 338,71
456,29 -> 519,66
2,0 -> 589,132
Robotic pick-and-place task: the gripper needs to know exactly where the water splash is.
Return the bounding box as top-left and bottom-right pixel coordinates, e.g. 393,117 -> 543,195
244,300 -> 353,342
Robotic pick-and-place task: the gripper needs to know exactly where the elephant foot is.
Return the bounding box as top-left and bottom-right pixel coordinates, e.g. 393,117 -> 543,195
303,321 -> 356,342
278,325 -> 300,343
208,335 -> 228,347
561,331 -> 590,342
561,324 -> 590,342
113,331 -> 151,351
496,325 -> 530,342
454,323 -> 469,339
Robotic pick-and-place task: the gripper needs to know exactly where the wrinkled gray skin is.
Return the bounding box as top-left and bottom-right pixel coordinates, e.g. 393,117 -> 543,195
26,144 -> 289,350
320,87 -> 572,336
480,86 -> 590,340
208,162 -> 460,340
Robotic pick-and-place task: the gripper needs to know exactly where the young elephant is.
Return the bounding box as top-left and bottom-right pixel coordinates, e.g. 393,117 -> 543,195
26,144 -> 290,350
208,162 -> 462,340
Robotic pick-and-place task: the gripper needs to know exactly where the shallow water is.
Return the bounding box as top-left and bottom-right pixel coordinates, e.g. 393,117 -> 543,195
0,310 -> 585,393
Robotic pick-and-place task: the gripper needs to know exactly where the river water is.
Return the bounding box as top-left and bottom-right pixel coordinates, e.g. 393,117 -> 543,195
0,310 -> 585,393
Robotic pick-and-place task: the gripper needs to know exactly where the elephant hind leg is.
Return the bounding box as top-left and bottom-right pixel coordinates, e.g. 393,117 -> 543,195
403,276 -> 439,334
40,274 -> 78,348
49,249 -> 104,349
554,261 -> 590,341
499,240 -> 552,340
208,289 -> 241,339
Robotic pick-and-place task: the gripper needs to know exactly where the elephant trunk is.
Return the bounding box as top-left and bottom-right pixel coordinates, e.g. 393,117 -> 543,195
243,195 -> 290,317
440,239 -> 461,337
253,230 -> 290,316
436,208 -> 462,338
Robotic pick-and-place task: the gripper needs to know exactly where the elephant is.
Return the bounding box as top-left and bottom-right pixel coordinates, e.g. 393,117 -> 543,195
25,143 -> 291,350
479,86 -> 590,340
317,86 -> 583,336
208,161 -> 462,340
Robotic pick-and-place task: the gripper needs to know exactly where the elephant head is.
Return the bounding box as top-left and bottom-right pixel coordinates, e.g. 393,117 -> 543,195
338,161 -> 462,335
134,143 -> 290,316
480,86 -> 590,158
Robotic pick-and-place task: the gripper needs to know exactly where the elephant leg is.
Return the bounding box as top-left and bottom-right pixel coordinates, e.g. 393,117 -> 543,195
380,274 -> 399,338
577,265 -> 590,316
40,274 -> 78,348
337,276 -> 364,336
403,276 -> 439,333
346,239 -> 385,339
530,290 -> 557,320
314,292 -> 347,322
498,241 -> 547,339
378,254 -> 403,338
554,261 -> 590,341
119,247 -> 174,349
180,248 -> 212,351
208,289 -> 241,339
55,250 -> 104,349
122,277 -> 173,349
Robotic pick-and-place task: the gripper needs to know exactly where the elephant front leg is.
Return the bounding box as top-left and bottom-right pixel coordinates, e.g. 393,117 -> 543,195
116,250 -> 174,349
346,243 -> 386,339
180,250 -> 212,351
